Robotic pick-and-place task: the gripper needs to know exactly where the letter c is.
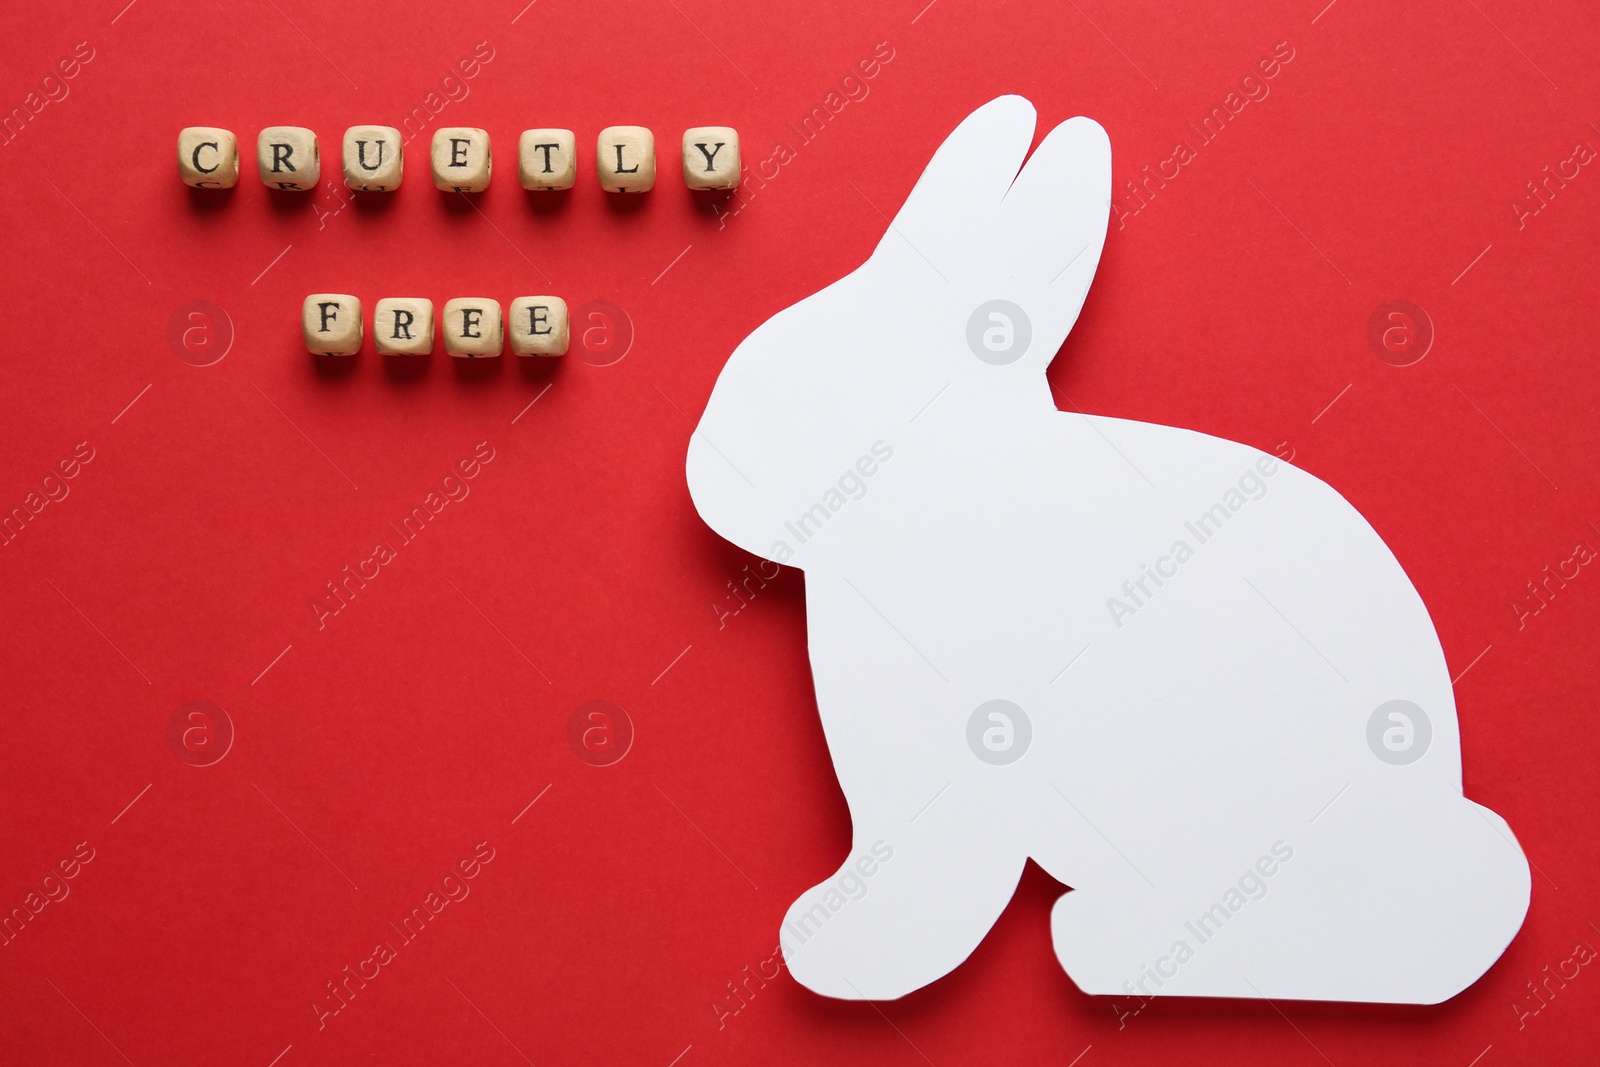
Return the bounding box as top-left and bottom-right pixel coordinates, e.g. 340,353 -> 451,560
192,141 -> 220,173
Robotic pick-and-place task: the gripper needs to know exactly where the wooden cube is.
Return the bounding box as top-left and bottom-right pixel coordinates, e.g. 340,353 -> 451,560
443,298 -> 504,358
682,127 -> 740,190
257,126 -> 319,190
431,128 -> 491,192
518,129 -> 576,191
373,298 -> 434,355
343,125 -> 403,191
177,127 -> 239,188
508,297 -> 569,356
302,294 -> 362,356
597,126 -> 654,193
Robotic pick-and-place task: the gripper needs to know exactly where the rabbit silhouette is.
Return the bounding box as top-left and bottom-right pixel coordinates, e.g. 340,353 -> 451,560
686,96 -> 1529,1004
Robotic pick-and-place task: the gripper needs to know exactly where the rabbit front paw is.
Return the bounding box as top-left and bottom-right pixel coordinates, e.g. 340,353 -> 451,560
780,838 -> 1026,1000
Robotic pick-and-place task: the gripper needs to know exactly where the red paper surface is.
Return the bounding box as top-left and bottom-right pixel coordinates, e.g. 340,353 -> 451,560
2,0 -> 1597,1063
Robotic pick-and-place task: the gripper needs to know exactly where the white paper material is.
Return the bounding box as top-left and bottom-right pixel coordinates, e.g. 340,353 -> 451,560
686,96 -> 1529,1004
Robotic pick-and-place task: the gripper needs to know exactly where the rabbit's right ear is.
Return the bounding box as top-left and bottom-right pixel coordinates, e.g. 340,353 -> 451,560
997,116 -> 1112,364
871,101 -> 1111,371
876,95 -> 1038,275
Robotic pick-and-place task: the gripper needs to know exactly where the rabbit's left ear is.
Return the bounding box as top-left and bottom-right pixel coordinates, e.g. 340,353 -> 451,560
877,95 -> 1040,276
997,116 -> 1112,367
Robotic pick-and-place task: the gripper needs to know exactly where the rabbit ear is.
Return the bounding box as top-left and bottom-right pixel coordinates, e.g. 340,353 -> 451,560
876,96 -> 1037,274
996,116 -> 1112,364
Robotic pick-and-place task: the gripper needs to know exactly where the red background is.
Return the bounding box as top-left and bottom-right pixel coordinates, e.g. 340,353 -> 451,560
2,0 -> 1597,1063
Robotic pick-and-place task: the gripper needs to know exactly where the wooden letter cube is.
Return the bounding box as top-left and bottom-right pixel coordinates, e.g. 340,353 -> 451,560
343,125 -> 403,191
597,126 -> 654,193
443,298 -> 504,358
303,294 -> 362,356
508,296 -> 569,356
373,298 -> 434,355
431,128 -> 492,192
682,127 -> 740,190
177,127 -> 239,188
518,129 -> 576,191
257,126 -> 319,190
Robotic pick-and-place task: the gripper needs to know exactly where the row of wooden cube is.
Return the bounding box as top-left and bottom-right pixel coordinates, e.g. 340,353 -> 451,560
181,126 -> 739,193
304,295 -> 569,357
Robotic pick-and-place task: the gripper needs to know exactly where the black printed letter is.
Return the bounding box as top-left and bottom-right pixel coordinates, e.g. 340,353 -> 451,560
693,142 -> 725,171
192,141 -> 219,173
356,140 -> 386,171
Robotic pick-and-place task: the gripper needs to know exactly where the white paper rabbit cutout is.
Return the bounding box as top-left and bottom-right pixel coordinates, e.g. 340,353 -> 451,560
685,96 -> 1529,1004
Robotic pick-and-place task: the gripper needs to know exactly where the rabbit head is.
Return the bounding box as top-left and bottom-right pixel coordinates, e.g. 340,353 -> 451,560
687,96 -> 1111,565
